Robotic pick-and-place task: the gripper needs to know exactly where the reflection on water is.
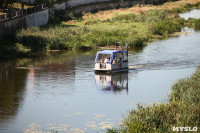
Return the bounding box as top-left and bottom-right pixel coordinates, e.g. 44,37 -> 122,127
0,36 -> 199,132
0,60 -> 27,128
179,9 -> 200,20
0,51 -> 97,132
129,27 -> 200,70
95,73 -> 128,94
1,11 -> 200,132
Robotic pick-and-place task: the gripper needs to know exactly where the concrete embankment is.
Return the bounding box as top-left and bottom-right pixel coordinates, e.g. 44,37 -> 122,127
67,0 -> 170,15
0,9 -> 49,39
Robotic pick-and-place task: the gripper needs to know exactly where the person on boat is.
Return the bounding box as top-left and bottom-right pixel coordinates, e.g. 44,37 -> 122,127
120,58 -> 122,62
112,59 -> 116,64
100,58 -> 104,63
112,55 -> 116,64
104,58 -> 108,64
107,57 -> 110,63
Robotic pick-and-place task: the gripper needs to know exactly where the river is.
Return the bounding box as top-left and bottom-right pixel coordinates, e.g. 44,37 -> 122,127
0,10 -> 200,133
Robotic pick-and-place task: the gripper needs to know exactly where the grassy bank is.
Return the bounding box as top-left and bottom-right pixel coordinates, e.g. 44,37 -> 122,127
106,66 -> 200,133
0,0 -> 200,58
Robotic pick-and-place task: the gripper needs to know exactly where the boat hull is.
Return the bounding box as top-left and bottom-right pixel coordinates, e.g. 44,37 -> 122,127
94,67 -> 129,74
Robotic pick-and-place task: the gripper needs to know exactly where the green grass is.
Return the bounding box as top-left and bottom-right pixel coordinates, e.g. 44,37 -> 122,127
106,66 -> 200,133
169,2 -> 200,13
187,18 -> 200,30
149,18 -> 184,36
1,1 -> 200,58
13,9 -> 183,53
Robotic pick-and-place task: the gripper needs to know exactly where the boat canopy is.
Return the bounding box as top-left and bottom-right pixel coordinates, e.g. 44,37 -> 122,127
95,50 -> 127,64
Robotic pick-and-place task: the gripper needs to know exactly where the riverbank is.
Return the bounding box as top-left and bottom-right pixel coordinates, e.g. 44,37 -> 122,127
0,0 -> 200,58
107,66 -> 200,132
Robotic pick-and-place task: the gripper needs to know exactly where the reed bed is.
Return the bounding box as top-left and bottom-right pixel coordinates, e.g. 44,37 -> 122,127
107,66 -> 200,133
1,1 -> 200,58
15,9 -> 184,53
187,18 -> 200,30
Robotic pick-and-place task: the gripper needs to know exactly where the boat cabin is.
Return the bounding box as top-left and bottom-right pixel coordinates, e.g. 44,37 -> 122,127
94,50 -> 128,73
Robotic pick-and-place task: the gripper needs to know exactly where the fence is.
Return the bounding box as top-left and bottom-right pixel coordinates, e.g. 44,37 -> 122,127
0,4 -> 46,22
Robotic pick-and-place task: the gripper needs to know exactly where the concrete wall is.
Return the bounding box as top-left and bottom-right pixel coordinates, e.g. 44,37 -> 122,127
22,0 -> 110,7
0,9 -> 48,39
53,2 -> 67,10
69,0 -> 169,15
26,9 -> 49,27
0,17 -> 26,39
68,0 -> 110,7
21,0 -> 36,4
67,0 -> 168,7
70,0 -> 145,15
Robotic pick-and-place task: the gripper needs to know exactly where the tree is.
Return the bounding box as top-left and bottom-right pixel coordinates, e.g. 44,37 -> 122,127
0,0 -> 17,8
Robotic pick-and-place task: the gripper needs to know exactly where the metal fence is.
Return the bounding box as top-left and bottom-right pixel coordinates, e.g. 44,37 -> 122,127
0,4 -> 47,22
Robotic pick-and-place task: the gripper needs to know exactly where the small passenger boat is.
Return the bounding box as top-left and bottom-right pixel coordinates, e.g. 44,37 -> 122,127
94,50 -> 128,73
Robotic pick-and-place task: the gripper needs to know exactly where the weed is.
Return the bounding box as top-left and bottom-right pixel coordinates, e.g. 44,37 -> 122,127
106,66 -> 200,132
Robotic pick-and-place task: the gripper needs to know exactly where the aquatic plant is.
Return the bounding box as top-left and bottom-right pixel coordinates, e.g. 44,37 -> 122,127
1,0 -> 200,58
149,18 -> 183,36
187,18 -> 200,30
106,66 -> 200,133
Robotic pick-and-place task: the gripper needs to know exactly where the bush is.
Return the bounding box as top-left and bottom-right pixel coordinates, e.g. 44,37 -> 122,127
107,67 -> 200,133
15,43 -> 31,53
170,66 -> 200,105
112,13 -> 137,22
187,18 -> 200,30
128,35 -> 148,48
112,9 -> 167,23
16,27 -> 69,51
149,18 -> 183,36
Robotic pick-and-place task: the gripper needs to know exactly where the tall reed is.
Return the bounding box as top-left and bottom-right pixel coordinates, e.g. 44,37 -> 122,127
106,66 -> 200,133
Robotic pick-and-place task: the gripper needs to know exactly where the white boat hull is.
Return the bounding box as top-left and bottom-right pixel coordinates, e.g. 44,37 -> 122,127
94,62 -> 128,73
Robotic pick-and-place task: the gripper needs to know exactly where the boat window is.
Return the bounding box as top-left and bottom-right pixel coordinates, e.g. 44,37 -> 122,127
117,53 -> 124,62
97,54 -> 111,63
124,52 -> 128,62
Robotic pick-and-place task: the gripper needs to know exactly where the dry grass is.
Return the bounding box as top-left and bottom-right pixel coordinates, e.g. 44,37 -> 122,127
81,0 -> 200,21
0,3 -> 33,14
12,3 -> 33,9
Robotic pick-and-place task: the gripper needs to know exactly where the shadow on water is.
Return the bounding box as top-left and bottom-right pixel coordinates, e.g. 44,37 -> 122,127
0,51 -> 96,130
0,60 -> 27,127
95,72 -> 129,94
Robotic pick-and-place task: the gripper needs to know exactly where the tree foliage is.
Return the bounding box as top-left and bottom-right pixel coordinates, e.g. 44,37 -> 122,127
0,0 -> 17,8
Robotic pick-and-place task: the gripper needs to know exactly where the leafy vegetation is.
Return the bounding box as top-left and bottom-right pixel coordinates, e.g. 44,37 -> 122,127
0,0 -> 16,8
107,66 -> 200,133
1,0 -> 200,58
14,9 -> 184,53
187,18 -> 200,30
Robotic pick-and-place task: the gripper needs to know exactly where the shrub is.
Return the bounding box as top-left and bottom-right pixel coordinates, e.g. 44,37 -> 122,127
15,43 -> 31,53
112,13 -> 137,22
170,66 -> 200,105
128,35 -> 148,48
16,27 -> 69,51
112,9 -> 167,23
107,67 -> 200,133
187,18 -> 200,30
149,18 -> 182,36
